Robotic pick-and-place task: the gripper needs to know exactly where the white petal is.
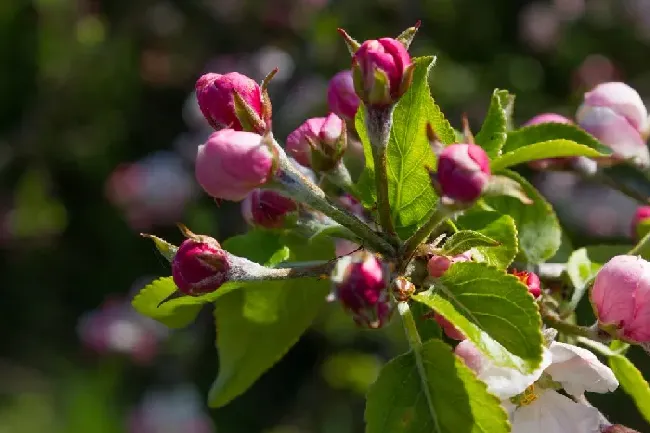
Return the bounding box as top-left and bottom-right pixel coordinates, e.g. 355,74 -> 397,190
511,390 -> 602,433
477,347 -> 553,400
546,342 -> 619,396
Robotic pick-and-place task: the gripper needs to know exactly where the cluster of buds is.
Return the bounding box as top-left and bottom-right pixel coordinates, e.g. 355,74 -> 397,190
590,255 -> 650,345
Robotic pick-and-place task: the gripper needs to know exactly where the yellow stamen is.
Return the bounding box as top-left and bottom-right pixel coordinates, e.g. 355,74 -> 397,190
519,384 -> 539,406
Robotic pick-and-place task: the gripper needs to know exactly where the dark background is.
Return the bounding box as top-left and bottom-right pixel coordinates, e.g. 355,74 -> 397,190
1,0 -> 649,431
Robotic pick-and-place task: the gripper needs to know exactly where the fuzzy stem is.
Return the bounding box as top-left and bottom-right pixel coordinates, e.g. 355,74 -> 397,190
400,203 -> 451,270
273,144 -> 395,256
541,310 -> 612,343
228,254 -> 335,281
324,161 -> 358,196
365,106 -> 397,237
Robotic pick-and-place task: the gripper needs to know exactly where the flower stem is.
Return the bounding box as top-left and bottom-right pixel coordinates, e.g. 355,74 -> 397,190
324,161 -> 358,196
273,144 -> 395,256
228,254 -> 336,281
400,203 -> 451,270
541,309 -> 611,343
365,106 -> 397,237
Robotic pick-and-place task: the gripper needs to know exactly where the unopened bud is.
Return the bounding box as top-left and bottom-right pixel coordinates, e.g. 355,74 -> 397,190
331,251 -> 392,329
172,237 -> 229,296
286,113 -> 347,172
631,206 -> 650,239
241,189 -> 297,229
392,276 -> 415,301
427,252 -> 471,278
351,37 -> 413,107
434,314 -> 465,340
195,72 -> 266,133
591,255 -> 650,344
511,270 -> 542,299
195,129 -> 277,201
434,144 -> 491,204
327,70 -> 360,122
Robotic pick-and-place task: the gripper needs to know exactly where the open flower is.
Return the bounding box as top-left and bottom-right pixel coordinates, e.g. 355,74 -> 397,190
455,338 -> 618,433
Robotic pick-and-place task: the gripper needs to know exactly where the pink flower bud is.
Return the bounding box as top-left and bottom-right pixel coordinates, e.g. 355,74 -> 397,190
434,313 -> 465,340
427,252 -> 471,278
632,206 -> 650,239
454,339 -> 485,373
327,70 -> 360,121
511,270 -> 542,298
577,82 -> 650,167
286,113 -> 346,171
172,237 -> 229,296
331,251 -> 392,329
522,113 -> 574,170
436,144 -> 491,203
195,72 -> 264,132
352,38 -> 413,107
241,189 -> 297,229
195,129 -> 276,201
591,255 -> 650,343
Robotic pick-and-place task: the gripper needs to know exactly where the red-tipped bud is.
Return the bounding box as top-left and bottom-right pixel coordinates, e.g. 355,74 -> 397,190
434,313 -> 465,340
172,237 -> 229,296
195,129 -> 277,201
331,251 -> 392,329
511,270 -> 542,299
351,38 -> 413,107
522,113 -> 574,170
435,143 -> 491,203
286,113 -> 347,172
241,189 -> 297,229
427,252 -> 472,278
327,70 -> 360,122
195,72 -> 266,133
631,206 -> 650,239
591,255 -> 650,344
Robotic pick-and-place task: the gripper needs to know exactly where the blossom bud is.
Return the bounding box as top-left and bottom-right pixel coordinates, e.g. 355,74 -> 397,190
352,38 -> 413,107
172,237 -> 229,296
435,144 -> 491,203
241,189 -> 297,229
576,82 -> 650,167
195,129 -> 276,201
511,270 -> 542,299
603,425 -> 641,433
522,113 -> 574,170
286,113 -> 347,172
631,206 -> 650,239
195,72 -> 265,133
327,70 -> 360,121
427,252 -> 471,278
331,251 -> 392,329
591,255 -> 650,343
434,314 -> 465,340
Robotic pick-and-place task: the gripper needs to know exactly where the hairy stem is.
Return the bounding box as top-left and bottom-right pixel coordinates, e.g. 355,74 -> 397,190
228,254 -> 335,281
398,302 -> 441,433
400,203 -> 451,270
324,161 -> 358,196
541,310 -> 611,343
273,143 -> 395,256
365,106 -> 397,237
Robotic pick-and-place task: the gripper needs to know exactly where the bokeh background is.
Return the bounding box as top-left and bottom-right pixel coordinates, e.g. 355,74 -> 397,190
2,0 -> 650,431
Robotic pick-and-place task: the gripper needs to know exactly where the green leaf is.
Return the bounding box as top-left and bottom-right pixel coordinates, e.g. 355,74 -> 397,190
413,262 -> 544,373
427,98 -> 456,146
503,122 -> 611,155
483,170 -> 560,263
608,346 -> 650,423
410,301 -> 442,342
455,210 -> 518,269
475,89 -> 511,158
132,277 -> 206,328
564,244 -> 632,314
491,139 -> 606,171
142,234 -> 177,262
441,230 -> 500,256
209,235 -> 334,407
365,339 -> 509,433
356,56 -> 451,234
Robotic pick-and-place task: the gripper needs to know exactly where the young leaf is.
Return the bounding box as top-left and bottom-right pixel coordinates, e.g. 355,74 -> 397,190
209,236 -> 334,408
608,343 -> 650,423
132,277 -> 207,328
502,122 -> 611,154
475,89 -> 511,158
441,230 -> 500,256
413,262 -> 544,373
483,170 -> 561,264
365,339 -> 509,433
410,301 -> 443,342
356,56 -> 454,235
491,139 -> 605,171
564,245 -> 632,314
141,234 -> 177,262
455,210 -> 518,269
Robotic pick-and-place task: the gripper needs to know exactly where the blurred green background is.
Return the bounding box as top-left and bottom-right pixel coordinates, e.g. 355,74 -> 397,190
2,0 -> 650,431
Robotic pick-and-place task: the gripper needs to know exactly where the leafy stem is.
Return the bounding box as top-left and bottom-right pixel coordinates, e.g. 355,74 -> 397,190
397,301 -> 442,433
365,105 -> 397,238
400,202 -> 452,270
